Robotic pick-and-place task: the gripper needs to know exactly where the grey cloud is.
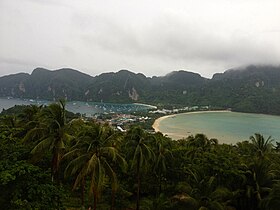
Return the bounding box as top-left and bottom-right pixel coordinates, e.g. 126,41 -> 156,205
0,57 -> 36,75
0,57 -> 35,67
81,14 -> 279,67
1,0 -> 280,78
73,1 -> 277,76
25,0 -> 70,8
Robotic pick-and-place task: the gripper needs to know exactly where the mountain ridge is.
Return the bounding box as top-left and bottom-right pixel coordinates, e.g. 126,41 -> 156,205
1,65 -> 280,114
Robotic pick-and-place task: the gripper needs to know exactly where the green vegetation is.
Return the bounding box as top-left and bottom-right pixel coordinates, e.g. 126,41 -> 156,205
2,65 -> 280,115
1,103 -> 280,209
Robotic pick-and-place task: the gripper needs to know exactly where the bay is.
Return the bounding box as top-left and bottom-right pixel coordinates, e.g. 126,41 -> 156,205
155,111 -> 280,144
0,98 -> 155,116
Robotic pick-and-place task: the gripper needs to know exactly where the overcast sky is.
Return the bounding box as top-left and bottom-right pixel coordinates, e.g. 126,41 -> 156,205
0,0 -> 279,78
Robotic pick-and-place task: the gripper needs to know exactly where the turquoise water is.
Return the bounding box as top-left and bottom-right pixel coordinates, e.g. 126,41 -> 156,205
158,111 -> 280,144
0,98 -> 154,116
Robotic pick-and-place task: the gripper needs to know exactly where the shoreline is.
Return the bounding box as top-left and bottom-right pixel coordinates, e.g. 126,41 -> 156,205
152,110 -> 280,143
133,102 -> 157,109
152,110 -> 231,134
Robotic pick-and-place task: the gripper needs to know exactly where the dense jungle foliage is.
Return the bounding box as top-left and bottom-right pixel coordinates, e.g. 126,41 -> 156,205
1,102 -> 280,210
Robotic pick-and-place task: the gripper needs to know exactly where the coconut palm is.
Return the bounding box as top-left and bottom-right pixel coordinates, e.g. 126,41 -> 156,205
152,132 -> 172,194
186,134 -> 217,160
64,122 -> 126,210
186,168 -> 235,210
18,104 -> 42,124
250,133 -> 274,159
125,126 -> 155,210
17,104 -> 43,138
260,182 -> 280,210
0,115 -> 19,138
243,159 -> 277,209
24,100 -> 70,182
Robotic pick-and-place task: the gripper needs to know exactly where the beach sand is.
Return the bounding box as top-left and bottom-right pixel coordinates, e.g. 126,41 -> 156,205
133,103 -> 157,109
152,110 -> 231,138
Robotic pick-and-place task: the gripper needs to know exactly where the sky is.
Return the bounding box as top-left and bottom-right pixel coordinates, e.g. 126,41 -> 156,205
0,0 -> 280,78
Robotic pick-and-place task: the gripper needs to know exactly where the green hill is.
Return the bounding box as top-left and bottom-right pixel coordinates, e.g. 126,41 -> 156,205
1,65 -> 280,114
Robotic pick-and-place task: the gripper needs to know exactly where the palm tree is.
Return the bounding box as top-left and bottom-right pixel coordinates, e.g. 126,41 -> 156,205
125,126 -> 155,210
152,132 -> 172,194
64,122 -> 126,210
243,159 -> 277,209
24,100 -> 70,182
0,115 -> 19,138
260,182 -> 280,210
186,168 -> 235,210
17,104 -> 43,138
250,133 -> 274,159
18,104 -> 42,124
186,134 -> 217,160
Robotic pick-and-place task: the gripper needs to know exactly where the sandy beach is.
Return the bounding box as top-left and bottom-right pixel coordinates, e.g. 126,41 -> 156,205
133,103 -> 157,109
152,110 -> 231,134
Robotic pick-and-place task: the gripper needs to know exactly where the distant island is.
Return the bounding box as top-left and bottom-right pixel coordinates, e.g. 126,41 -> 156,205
1,65 -> 280,115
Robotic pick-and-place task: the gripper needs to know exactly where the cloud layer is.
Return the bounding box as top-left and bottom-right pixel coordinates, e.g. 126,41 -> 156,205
0,0 -> 279,78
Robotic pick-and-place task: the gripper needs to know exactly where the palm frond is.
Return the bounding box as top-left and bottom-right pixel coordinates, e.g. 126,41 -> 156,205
101,146 -> 117,160
64,154 -> 88,177
23,127 -> 46,143
87,153 -> 98,174
73,166 -> 88,190
62,148 -> 81,160
103,159 -> 118,191
31,137 -> 52,154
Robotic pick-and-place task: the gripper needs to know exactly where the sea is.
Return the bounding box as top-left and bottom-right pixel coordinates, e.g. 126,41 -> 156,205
0,97 -> 156,116
156,111 -> 280,144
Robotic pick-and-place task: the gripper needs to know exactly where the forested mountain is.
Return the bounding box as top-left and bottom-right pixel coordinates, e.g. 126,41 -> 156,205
205,65 -> 280,114
1,65 -> 280,114
0,68 -> 94,101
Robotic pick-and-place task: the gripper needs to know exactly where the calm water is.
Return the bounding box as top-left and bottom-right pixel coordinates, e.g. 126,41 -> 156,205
158,111 -> 280,144
0,98 -> 155,116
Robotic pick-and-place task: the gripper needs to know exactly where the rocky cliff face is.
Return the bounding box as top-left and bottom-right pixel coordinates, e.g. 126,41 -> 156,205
128,87 -> 139,101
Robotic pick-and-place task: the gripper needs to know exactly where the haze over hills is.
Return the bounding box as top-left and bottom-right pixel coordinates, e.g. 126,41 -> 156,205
1,65 -> 280,114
